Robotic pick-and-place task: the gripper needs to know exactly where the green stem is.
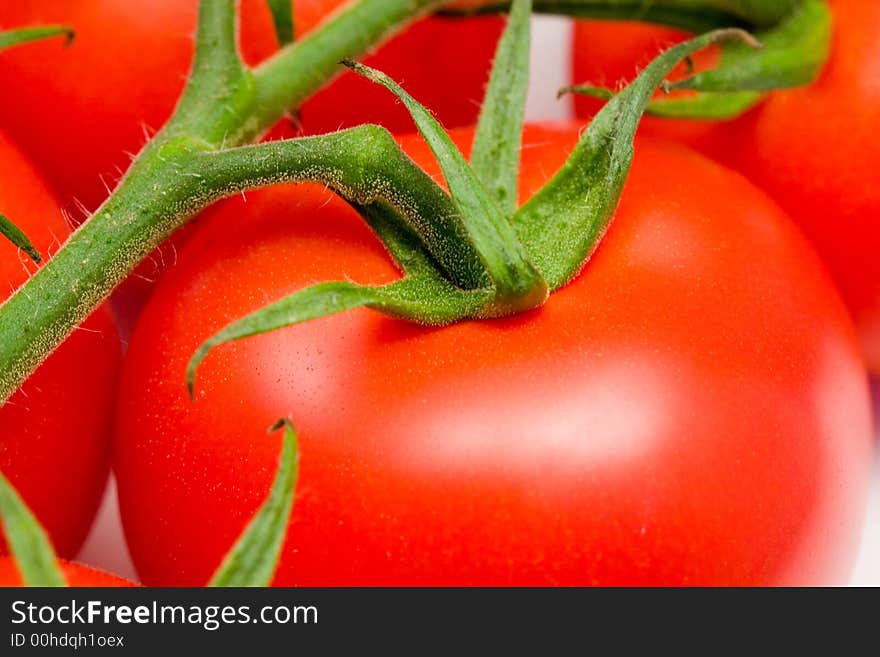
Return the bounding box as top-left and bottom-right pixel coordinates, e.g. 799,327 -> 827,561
167,0 -> 255,144
343,59 -> 547,313
0,0 -> 450,404
0,158 -> 195,404
449,0 -> 798,31
0,126 -> 484,402
246,0 -> 445,144
0,0 -> 826,405
192,127 -> 489,290
546,0 -> 830,120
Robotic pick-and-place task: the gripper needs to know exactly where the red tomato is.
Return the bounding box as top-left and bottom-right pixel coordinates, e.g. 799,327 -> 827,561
0,556 -> 133,587
573,0 -> 880,371
0,0 -> 501,214
114,124 -> 872,586
0,131 -> 120,558
298,14 -> 502,136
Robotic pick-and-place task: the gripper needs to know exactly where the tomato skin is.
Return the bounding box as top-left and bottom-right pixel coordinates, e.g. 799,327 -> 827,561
115,124 -> 872,586
573,0 -> 880,371
0,556 -> 133,587
298,15 -> 502,136
0,1 -> 500,213
0,130 -> 121,558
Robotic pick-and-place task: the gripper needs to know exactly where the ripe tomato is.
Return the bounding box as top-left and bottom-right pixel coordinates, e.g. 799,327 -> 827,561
0,1 -> 501,213
0,556 -> 133,587
297,14 -> 502,137
573,0 -> 880,371
114,124 -> 872,586
0,131 -> 120,558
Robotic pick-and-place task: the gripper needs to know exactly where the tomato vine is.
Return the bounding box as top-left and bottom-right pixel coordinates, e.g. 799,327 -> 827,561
0,0 -> 832,405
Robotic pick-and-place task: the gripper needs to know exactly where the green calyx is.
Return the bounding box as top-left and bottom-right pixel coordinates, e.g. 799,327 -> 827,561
557,0 -> 831,119
265,0 -> 295,46
448,0 -> 798,30
0,0 -> 443,404
0,0 -> 814,406
341,58 -> 549,316
184,1 -> 757,395
185,0 -> 542,396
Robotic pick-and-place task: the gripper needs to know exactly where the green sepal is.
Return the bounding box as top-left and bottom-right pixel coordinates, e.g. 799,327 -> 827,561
187,275 -> 491,398
442,0 -> 785,33
0,470 -> 66,587
668,0 -> 830,94
265,0 -> 295,46
186,200 -> 492,396
470,0 -> 532,217
557,84 -> 615,102
562,0 -> 829,120
449,1 -> 801,30
644,89 -> 762,119
0,214 -> 42,264
559,82 -> 763,120
342,59 -> 548,314
0,26 -> 73,52
209,419 -> 300,587
516,28 -> 756,290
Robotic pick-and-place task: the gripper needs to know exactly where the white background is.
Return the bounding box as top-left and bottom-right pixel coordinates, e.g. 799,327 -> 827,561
76,17 -> 880,586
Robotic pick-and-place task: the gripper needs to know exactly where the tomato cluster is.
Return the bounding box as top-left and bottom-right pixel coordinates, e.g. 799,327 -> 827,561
0,1 -> 875,587
0,1 -> 503,333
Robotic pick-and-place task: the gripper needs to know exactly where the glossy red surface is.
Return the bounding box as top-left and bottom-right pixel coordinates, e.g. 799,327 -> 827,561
0,130 -> 121,557
115,124 -> 872,585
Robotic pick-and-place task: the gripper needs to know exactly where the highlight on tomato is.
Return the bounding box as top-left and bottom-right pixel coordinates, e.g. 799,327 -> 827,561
114,119 -> 873,585
571,0 -> 880,372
